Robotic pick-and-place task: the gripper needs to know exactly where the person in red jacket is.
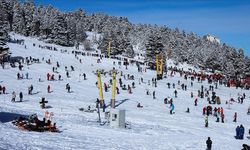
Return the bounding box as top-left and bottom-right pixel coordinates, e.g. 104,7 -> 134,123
221,107 -> 224,115
221,113 -> 225,123
218,107 -> 221,115
203,107 -> 207,115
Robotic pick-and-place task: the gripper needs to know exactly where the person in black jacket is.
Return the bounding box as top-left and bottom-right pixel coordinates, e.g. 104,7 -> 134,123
206,137 -> 212,150
19,92 -> 23,102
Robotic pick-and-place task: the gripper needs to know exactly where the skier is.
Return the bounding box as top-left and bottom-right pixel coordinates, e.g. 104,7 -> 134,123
128,86 -> 132,94
213,107 -> 218,116
191,92 -> 193,98
66,71 -> 69,78
164,98 -> 168,104
47,73 -> 50,80
116,87 -> 120,94
239,125 -> 245,140
2,86 -> 6,94
96,98 -> 100,108
47,85 -> 51,93
221,113 -> 224,123
236,125 -> 240,139
39,75 -> 42,82
194,98 -> 198,106
167,83 -> 170,88
241,97 -> 244,104
83,73 -> 86,80
233,112 -> 237,122
186,107 -> 190,113
28,85 -> 33,95
17,73 -> 20,80
19,92 -> 23,102
25,72 -> 29,79
104,83 -> 108,92
216,115 -> 220,122
137,103 -> 143,108
58,74 -> 62,80
51,74 -> 55,80
220,107 -> 224,115
218,107 -> 221,115
66,83 -> 71,93
40,97 -> 48,109
70,65 -> 74,71
153,91 -> 156,99
205,116 -> 208,127
174,90 -> 177,98
170,103 -> 175,114
132,82 -> 135,88
11,91 -> 16,102
203,107 -> 207,115
206,137 -> 212,150
243,93 -> 246,99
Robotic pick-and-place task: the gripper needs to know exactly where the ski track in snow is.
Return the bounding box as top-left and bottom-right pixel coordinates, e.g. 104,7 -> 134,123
0,33 -> 249,150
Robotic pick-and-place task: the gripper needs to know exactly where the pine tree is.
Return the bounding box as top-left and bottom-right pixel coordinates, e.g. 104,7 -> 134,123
145,32 -> 164,62
0,0 -> 17,31
52,14 -> 69,46
122,38 -> 134,58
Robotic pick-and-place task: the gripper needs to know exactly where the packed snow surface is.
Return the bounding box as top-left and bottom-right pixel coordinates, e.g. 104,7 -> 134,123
0,33 -> 249,150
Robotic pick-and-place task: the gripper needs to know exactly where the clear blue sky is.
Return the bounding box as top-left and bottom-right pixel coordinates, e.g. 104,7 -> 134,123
34,0 -> 250,56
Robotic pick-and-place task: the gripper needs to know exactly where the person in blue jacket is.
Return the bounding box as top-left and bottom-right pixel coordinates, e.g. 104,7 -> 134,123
239,124 -> 245,139
170,103 -> 175,114
236,126 -> 240,139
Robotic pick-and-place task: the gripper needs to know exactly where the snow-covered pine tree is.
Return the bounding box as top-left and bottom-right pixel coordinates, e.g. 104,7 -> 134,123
0,0 -> 17,31
52,14 -> 70,46
22,1 -> 35,36
122,38 -> 135,58
74,9 -> 87,45
39,5 -> 59,39
145,32 -> 164,62
12,1 -> 23,34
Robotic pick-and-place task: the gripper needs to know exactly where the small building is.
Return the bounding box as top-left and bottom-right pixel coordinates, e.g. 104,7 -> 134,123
109,109 -> 125,128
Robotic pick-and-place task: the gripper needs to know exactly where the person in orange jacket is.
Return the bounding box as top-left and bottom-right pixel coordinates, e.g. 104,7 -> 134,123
221,107 -> 224,115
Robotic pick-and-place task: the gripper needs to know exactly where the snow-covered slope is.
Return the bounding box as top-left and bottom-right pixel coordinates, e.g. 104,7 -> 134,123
0,34 -> 249,150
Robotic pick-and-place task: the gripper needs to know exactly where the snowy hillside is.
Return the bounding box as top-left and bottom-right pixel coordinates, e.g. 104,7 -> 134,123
0,34 -> 249,150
